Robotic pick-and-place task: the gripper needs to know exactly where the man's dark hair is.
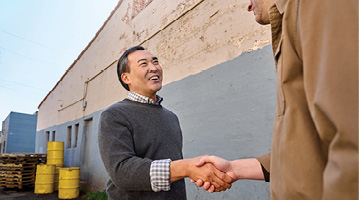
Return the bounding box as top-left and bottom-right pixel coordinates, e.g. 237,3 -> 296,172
117,46 -> 146,91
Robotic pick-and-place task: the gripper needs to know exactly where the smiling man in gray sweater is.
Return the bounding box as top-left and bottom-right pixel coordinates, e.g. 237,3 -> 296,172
98,46 -> 234,200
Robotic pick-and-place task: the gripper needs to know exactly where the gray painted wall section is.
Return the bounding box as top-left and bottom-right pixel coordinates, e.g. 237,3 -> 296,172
159,45 -> 275,199
3,112 -> 37,153
36,45 -> 276,199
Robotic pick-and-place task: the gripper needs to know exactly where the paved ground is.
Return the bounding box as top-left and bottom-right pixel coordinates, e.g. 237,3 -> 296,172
0,187 -> 86,200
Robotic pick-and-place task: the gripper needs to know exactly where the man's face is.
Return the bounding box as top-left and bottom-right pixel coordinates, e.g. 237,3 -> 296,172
122,50 -> 163,99
247,0 -> 275,25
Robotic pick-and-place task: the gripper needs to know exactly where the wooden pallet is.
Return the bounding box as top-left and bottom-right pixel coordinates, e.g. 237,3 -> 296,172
0,178 -> 21,182
0,174 -> 35,179
0,153 -> 47,189
0,163 -> 23,167
0,181 -> 22,185
0,173 -> 21,178
0,171 -> 22,175
0,167 -> 23,172
0,154 -> 46,163
2,153 -> 46,158
0,183 -> 23,189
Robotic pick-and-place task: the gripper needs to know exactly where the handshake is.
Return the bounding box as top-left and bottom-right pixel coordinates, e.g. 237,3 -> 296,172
170,155 -> 264,193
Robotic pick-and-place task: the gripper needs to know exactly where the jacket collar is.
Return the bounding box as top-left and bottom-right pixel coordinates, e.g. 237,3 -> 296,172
276,0 -> 288,14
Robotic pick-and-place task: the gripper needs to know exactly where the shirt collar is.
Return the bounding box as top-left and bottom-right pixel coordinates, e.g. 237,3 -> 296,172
127,91 -> 163,105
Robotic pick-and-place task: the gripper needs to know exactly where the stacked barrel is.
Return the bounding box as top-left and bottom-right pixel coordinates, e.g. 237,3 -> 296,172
35,141 -> 64,194
34,164 -> 55,194
59,167 -> 80,199
34,141 -> 80,199
47,141 -> 64,191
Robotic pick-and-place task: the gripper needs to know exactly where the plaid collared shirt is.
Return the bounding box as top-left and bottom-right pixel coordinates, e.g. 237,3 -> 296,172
127,91 -> 171,192
127,91 -> 163,105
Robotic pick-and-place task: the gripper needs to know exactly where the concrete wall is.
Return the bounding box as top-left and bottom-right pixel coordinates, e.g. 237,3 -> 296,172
35,111 -> 108,191
160,45 -> 275,199
37,0 -> 271,131
36,0 -> 275,198
1,112 -> 37,154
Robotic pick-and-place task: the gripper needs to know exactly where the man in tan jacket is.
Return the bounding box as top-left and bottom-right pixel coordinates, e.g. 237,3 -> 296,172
194,0 -> 358,199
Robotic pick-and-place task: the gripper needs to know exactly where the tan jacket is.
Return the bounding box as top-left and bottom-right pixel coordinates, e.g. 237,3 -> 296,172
256,0 -> 358,199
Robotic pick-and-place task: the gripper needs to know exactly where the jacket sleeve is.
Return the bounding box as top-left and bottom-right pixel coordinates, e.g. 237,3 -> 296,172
298,0 -> 358,199
98,107 -> 153,191
256,152 -> 270,182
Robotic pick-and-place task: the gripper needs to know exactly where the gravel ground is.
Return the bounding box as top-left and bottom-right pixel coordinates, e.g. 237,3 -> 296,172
0,187 -> 86,200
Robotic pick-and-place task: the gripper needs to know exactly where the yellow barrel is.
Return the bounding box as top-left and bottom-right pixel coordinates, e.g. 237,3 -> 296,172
58,167 -> 80,199
53,166 -> 61,191
47,141 -> 64,167
34,164 -> 56,194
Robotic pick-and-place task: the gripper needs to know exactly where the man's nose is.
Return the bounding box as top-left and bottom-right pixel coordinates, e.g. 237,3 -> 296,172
148,63 -> 158,72
247,1 -> 253,12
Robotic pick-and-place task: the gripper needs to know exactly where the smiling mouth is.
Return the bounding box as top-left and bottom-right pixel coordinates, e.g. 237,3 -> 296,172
150,76 -> 159,80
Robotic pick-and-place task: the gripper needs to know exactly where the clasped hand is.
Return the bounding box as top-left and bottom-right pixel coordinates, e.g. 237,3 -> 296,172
189,155 -> 237,193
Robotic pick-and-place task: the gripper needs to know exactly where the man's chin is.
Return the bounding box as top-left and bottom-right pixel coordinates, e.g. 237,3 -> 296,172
255,17 -> 270,25
151,86 -> 162,92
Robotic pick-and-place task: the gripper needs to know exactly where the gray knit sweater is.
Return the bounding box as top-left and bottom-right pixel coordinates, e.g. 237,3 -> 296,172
98,99 -> 186,200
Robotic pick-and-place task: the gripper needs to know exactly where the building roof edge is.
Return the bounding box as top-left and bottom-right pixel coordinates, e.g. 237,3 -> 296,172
38,0 -> 124,109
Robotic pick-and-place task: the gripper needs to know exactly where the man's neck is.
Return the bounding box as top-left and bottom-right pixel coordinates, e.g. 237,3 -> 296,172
127,91 -> 162,105
146,94 -> 157,103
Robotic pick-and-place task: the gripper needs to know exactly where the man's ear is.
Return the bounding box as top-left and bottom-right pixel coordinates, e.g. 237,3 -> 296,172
121,73 -> 131,85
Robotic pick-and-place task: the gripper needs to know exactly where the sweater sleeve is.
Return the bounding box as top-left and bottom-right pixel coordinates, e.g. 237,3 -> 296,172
98,107 -> 153,191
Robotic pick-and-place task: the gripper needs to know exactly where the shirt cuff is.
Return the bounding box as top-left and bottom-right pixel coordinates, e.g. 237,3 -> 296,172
150,159 -> 171,192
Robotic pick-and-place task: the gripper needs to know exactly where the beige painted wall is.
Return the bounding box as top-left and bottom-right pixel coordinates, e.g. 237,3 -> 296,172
37,0 -> 270,131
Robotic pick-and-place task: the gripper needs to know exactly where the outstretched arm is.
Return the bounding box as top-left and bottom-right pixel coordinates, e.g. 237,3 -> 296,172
99,108 -> 234,192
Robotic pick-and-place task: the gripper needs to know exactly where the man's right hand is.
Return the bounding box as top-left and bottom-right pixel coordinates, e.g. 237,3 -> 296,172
192,155 -> 265,192
186,156 -> 235,192
170,156 -> 235,192
190,155 -> 238,192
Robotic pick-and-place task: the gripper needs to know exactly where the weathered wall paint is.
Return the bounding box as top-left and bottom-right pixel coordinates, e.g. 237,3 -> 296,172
37,0 -> 270,130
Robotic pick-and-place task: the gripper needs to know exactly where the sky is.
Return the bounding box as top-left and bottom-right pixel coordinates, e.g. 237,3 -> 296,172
0,0 -> 119,130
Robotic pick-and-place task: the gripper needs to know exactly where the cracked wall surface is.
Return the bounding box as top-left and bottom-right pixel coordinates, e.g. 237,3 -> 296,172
37,0 -> 270,129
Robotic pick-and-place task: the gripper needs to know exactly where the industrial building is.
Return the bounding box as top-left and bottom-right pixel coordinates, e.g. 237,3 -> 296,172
36,0 -> 276,199
1,111 -> 37,155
